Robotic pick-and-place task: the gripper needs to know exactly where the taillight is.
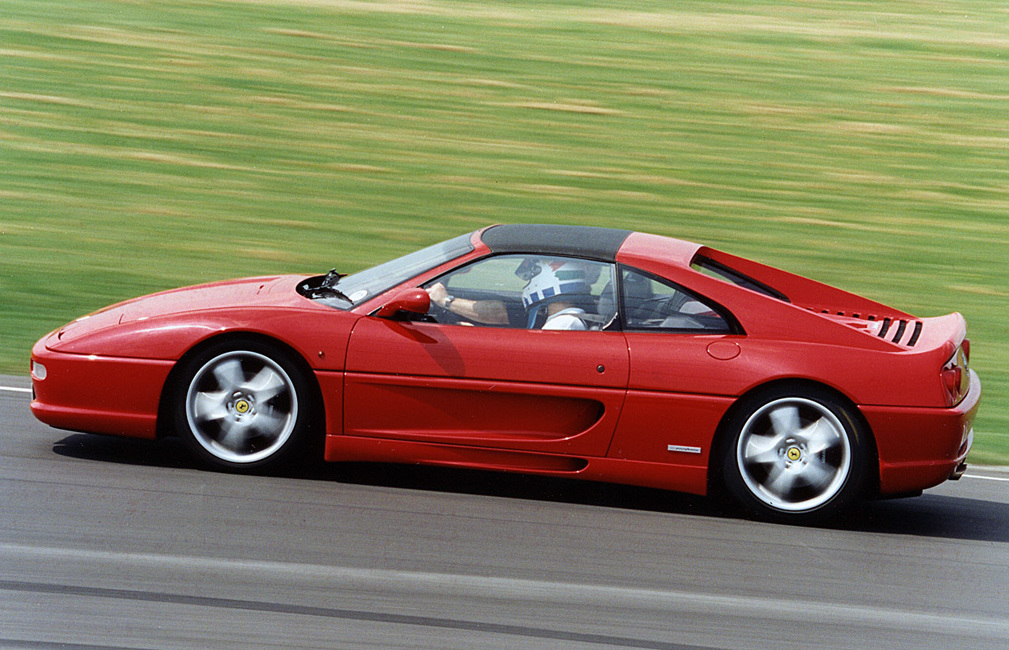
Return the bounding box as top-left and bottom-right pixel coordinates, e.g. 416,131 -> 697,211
942,366 -> 963,397
941,344 -> 970,405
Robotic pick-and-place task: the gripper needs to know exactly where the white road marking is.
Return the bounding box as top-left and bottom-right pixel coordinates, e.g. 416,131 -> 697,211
0,386 -> 31,394
965,473 -> 1009,482
0,542 -> 1007,638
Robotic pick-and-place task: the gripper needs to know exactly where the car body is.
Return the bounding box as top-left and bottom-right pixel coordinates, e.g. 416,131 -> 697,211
30,224 -> 980,522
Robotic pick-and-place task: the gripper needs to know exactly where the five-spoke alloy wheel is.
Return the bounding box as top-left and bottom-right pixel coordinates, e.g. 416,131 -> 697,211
174,340 -> 312,471
722,388 -> 868,523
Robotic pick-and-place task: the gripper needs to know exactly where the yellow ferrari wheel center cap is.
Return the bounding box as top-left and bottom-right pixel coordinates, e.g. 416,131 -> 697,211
235,399 -> 251,414
786,447 -> 802,461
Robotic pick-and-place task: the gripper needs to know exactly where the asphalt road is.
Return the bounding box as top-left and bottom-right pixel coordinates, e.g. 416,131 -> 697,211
2,374 -> 1008,649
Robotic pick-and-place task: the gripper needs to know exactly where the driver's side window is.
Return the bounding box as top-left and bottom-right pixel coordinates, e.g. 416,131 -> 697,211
424,255 -> 617,330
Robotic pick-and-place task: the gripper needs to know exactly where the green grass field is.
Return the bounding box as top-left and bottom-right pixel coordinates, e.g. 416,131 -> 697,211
3,0 -> 1007,462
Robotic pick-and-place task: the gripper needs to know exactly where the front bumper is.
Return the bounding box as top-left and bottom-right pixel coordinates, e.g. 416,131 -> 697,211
30,335 -> 173,439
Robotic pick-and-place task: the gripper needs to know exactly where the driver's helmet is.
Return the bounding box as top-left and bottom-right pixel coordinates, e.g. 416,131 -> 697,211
516,258 -> 591,326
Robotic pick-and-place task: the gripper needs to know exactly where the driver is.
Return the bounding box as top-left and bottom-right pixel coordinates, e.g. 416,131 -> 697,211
517,258 -> 592,330
426,258 -> 593,330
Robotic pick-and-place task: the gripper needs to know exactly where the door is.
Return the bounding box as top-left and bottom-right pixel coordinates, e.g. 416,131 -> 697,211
342,255 -> 629,457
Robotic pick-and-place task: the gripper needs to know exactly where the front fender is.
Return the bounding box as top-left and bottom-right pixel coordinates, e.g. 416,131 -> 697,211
45,307 -> 359,371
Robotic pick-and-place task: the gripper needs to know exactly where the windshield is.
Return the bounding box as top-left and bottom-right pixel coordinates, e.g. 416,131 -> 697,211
302,232 -> 475,309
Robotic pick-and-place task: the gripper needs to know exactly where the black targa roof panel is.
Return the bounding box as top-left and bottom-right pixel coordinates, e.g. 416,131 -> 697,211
480,224 -> 633,263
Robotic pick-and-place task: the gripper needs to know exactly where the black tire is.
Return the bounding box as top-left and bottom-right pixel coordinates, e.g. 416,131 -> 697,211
173,339 -> 313,472
721,387 -> 869,524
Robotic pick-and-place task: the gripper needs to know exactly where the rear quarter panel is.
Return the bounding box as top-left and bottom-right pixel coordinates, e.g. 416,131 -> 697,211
608,334 -> 951,469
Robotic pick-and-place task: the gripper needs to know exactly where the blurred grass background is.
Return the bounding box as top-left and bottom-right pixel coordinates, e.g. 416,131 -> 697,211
2,0 -> 1007,462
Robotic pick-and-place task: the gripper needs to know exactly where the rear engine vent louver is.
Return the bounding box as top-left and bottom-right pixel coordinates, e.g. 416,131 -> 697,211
878,318 -> 922,347
808,308 -> 922,347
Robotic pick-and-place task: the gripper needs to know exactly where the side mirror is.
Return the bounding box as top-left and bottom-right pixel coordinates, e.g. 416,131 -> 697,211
374,288 -> 431,319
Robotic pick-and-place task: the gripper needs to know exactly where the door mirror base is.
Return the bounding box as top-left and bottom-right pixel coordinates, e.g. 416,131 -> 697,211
374,288 -> 431,319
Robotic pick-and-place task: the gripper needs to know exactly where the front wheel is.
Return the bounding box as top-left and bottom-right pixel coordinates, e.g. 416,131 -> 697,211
173,341 -> 312,471
722,388 -> 869,523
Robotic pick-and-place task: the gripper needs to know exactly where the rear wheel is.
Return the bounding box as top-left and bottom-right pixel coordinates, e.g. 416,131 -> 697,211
722,388 -> 868,523
174,340 -> 311,471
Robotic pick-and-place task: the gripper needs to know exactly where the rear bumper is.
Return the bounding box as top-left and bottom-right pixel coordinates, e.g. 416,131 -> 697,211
862,369 -> 981,495
947,429 -> 973,481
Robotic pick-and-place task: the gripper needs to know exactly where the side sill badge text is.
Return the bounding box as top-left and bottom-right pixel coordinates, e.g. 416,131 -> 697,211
667,445 -> 702,454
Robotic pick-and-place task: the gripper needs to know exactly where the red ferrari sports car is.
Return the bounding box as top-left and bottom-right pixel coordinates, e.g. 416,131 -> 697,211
30,224 -> 979,523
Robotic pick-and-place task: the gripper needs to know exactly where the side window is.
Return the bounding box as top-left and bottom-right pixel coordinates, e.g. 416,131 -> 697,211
621,267 -> 731,333
443,257 -> 527,294
423,255 -> 618,330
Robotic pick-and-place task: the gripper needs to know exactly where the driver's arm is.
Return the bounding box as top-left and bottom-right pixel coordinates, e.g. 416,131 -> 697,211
427,283 -> 509,325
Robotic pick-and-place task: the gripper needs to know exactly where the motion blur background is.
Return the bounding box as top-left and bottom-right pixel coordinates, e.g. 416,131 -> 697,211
2,0 -> 1006,461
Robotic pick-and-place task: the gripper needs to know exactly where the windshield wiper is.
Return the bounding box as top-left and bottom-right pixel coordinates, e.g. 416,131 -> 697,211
321,269 -> 345,286
303,269 -> 353,302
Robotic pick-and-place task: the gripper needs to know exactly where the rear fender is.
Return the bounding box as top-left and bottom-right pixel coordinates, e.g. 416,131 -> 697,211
707,379 -> 880,499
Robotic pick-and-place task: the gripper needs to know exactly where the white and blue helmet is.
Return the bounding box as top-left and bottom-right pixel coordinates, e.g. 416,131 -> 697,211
516,259 -> 591,326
